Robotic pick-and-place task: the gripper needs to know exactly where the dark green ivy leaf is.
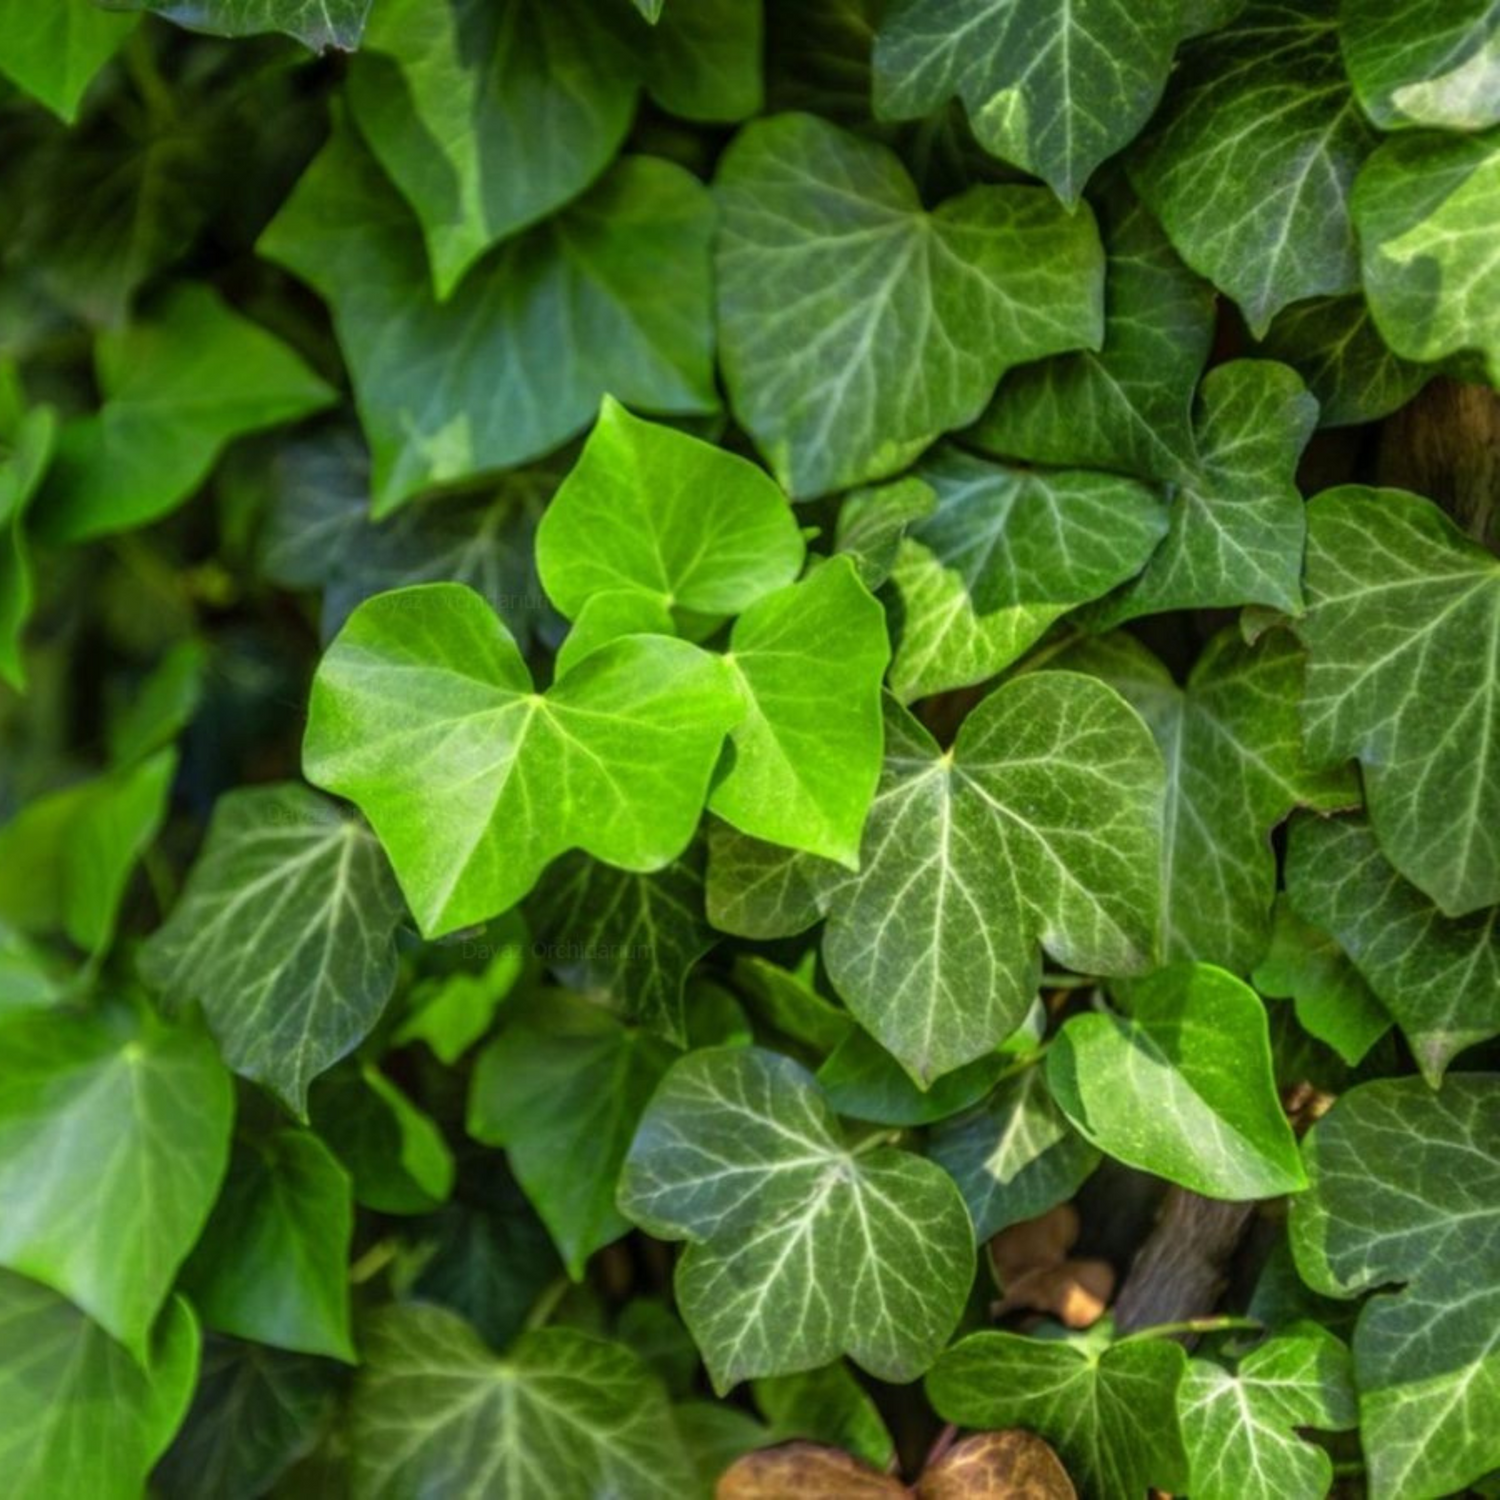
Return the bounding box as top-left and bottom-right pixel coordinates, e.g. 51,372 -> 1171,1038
0,398 -> 55,692
109,0 -> 372,51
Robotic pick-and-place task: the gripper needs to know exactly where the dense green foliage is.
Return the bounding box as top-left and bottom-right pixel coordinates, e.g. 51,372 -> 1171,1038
0,2 -> 1498,1497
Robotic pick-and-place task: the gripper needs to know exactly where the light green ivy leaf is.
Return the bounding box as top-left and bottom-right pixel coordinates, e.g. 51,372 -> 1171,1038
469,992 -> 677,1279
40,285 -> 334,544
1129,0 -> 1377,335
971,179 -> 1216,484
260,116 -> 717,516
1285,813 -> 1499,1083
618,1047 -> 974,1390
181,1129 -> 355,1362
1292,1074 -> 1500,1500
0,0 -> 136,124
715,111 -> 1104,499
884,445 -> 1167,702
1094,361 -> 1318,625
0,1003 -> 232,1357
1047,963 -> 1307,1198
1353,129 -> 1500,385
140,783 -> 407,1117
303,583 -> 742,936
0,1274 -> 198,1500
1178,1323 -> 1357,1500
1296,485 -> 1500,915
927,1329 -> 1189,1499
349,1304 -> 693,1499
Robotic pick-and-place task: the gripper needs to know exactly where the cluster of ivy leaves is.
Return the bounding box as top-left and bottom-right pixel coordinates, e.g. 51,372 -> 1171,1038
1,1 -> 1499,1497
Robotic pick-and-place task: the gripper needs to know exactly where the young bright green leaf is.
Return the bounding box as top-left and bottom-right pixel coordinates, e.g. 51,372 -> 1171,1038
1095,361 -> 1317,625
153,1338 -> 341,1500
552,591 -> 678,678
873,0 -> 1189,203
618,1047 -> 974,1390
1353,130 -> 1500,384
182,1129 -> 355,1362
469,992 -> 677,1279
1061,628 -> 1354,973
529,847 -> 714,1043
536,400 -> 803,622
394,918 -> 526,1064
710,557 -> 889,865
40,285 -> 334,544
304,584 -> 741,936
821,679 -> 1162,1084
349,1305 -> 693,1499
109,0 -> 371,50
0,1003 -> 232,1357
1178,1324 -> 1357,1500
0,749 -> 176,955
1048,963 -> 1307,1198
0,0 -> 137,123
1258,295 -> 1432,427
1292,1075 -> 1500,1500
0,403 -> 55,692
350,0 -> 760,297
833,476 -> 937,590
971,180 -> 1216,484
1340,0 -> 1500,131
0,1274 -> 198,1500
715,112 -> 1104,498
927,1330 -> 1189,1499
929,1064 -> 1101,1239
884,445 -> 1167,701
816,1027 -> 1006,1127
1297,486 -> 1500,915
260,117 -> 718,516
1252,896 -> 1391,1066
139,783 -> 407,1117
1285,814 -> 1499,1082
309,1061 -> 456,1216
1129,0 -> 1377,335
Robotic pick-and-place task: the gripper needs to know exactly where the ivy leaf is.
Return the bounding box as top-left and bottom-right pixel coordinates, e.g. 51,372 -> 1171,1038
884,445 -> 1167,702
618,1047 -> 974,1390
109,0 -> 372,50
303,584 -> 742,936
820,678 -> 1162,1084
834,477 -> 937,590
1252,896 -> 1391,1067
0,1003 -> 233,1357
1353,130 -> 1500,385
1285,813 -> 1499,1083
927,1330 -> 1189,1499
1179,1324 -> 1357,1500
971,180 -> 1216,485
1047,963 -> 1307,1198
873,0 -> 1189,203
0,402 -> 55,692
0,0 -> 136,124
754,1362 -> 895,1470
705,821 -> 834,941
816,1028 -> 1006,1127
1257,295 -> 1432,427
711,557 -> 890,865
1094,361 -> 1318,625
1291,1074 -> 1500,1500
349,0 -> 760,297
1061,627 -> 1353,973
40,286 -> 335,544
259,117 -> 717,516
715,111 -> 1104,499
181,1129 -> 355,1362
1296,485 -> 1500,915
529,847 -> 715,1043
153,1338 -> 341,1500
536,400 -> 804,623
1340,0 -> 1500,132
0,1273 -> 198,1500
469,992 -> 677,1279
1129,0 -> 1377,334
349,1304 -> 693,1498
930,1064 -> 1100,1240
139,783 -> 408,1118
